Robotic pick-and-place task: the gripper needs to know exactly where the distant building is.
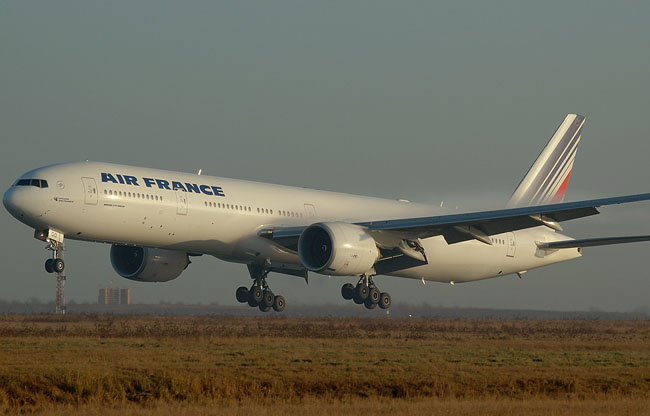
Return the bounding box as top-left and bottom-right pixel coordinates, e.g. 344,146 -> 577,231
98,288 -> 130,305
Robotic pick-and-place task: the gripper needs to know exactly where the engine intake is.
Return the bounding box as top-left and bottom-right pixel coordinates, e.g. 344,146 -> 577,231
298,222 -> 379,276
110,245 -> 189,282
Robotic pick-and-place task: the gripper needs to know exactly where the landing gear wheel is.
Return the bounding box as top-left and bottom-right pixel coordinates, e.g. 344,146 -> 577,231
368,287 -> 380,304
273,295 -> 285,312
341,283 -> 354,300
236,286 -> 249,303
262,290 -> 275,308
52,258 -> 64,273
45,259 -> 54,274
379,292 -> 391,309
364,298 -> 378,309
356,284 -> 369,301
248,286 -> 263,307
259,304 -> 271,312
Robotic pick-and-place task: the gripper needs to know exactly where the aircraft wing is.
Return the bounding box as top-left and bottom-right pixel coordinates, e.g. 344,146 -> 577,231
260,193 -> 650,248
536,235 -> 650,250
359,193 -> 650,244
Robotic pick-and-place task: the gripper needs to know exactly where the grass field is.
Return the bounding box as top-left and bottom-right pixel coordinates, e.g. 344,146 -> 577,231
0,315 -> 649,415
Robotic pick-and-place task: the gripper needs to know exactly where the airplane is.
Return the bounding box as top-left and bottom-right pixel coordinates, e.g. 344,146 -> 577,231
4,114 -> 650,312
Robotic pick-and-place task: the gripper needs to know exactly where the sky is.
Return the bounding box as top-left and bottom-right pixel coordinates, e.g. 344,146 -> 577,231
1,1 -> 649,312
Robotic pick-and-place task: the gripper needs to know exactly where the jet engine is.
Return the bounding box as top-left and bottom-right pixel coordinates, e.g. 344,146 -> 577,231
298,222 -> 379,276
110,245 -> 189,282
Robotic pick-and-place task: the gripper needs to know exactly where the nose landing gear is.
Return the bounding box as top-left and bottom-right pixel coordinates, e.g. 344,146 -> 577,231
235,264 -> 286,312
41,236 -> 66,315
341,275 -> 391,310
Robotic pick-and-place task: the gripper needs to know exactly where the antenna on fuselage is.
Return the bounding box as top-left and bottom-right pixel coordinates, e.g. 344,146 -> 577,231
197,169 -> 202,176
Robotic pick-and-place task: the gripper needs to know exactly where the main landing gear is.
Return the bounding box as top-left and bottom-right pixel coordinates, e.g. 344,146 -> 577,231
235,265 -> 286,312
341,275 -> 391,310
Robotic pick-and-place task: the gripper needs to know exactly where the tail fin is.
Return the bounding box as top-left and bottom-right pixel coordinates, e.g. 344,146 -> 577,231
507,114 -> 585,208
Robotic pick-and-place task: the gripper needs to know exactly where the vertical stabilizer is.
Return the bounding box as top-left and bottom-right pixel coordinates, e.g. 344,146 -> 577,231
507,114 -> 585,207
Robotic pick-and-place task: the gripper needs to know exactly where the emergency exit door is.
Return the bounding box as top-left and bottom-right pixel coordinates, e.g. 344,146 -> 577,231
176,190 -> 188,215
81,177 -> 98,205
506,232 -> 516,257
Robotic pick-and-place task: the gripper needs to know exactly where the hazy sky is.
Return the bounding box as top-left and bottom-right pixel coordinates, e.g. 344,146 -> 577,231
1,1 -> 649,312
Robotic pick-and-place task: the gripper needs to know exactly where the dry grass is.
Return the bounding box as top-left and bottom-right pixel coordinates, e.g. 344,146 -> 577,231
0,315 -> 649,415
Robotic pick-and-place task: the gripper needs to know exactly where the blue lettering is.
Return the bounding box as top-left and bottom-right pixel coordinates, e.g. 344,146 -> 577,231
199,184 -> 213,195
211,186 -> 225,197
185,183 -> 199,193
116,174 -> 125,184
172,181 -> 186,192
124,175 -> 139,186
101,173 -> 118,183
155,179 -> 171,190
143,177 -> 155,188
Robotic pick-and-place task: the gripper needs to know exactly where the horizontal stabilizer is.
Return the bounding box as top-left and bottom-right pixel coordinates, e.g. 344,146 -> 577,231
537,235 -> 650,250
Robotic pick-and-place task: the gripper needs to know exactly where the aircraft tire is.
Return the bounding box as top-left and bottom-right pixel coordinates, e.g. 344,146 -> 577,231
248,286 -> 263,307
364,298 -> 377,309
355,284 -> 369,301
378,292 -> 391,309
262,290 -> 275,308
368,287 -> 380,304
259,304 -> 271,312
52,258 -> 64,273
273,295 -> 285,312
341,283 -> 354,300
236,286 -> 249,303
45,259 -> 54,274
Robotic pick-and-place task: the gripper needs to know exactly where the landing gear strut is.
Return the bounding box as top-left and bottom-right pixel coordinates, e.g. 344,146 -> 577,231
341,275 -> 391,310
43,239 -> 66,315
235,264 -> 286,312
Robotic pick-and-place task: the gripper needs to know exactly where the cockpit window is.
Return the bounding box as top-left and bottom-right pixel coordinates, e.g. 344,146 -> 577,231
16,179 -> 48,188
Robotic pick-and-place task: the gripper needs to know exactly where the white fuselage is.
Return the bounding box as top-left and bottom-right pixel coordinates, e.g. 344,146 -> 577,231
3,161 -> 581,283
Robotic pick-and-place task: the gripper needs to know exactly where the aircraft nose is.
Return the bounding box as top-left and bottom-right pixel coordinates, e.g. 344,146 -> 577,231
3,186 -> 24,218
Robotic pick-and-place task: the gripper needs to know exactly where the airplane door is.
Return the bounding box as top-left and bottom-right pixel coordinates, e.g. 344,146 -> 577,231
81,177 -> 98,205
176,191 -> 188,215
304,203 -> 316,218
506,232 -> 516,257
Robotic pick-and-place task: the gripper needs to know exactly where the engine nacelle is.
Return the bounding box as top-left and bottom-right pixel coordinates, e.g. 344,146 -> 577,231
110,245 -> 189,282
298,222 -> 379,276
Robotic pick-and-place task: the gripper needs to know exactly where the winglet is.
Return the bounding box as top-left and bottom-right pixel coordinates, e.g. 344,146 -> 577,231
508,114 -> 585,207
